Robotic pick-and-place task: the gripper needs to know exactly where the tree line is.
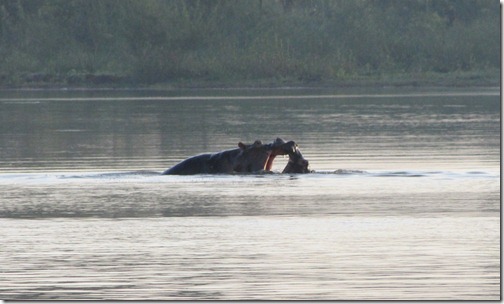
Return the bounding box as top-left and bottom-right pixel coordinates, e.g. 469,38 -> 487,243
0,0 -> 499,87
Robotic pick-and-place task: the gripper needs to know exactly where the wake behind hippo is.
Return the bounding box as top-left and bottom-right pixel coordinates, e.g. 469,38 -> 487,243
163,138 -> 298,175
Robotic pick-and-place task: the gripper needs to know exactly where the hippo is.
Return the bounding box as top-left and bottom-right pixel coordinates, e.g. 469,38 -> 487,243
162,138 -> 297,175
282,144 -> 311,173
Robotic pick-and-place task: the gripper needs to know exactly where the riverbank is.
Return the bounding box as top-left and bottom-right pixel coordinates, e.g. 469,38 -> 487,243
0,69 -> 499,90
2,2 -> 498,92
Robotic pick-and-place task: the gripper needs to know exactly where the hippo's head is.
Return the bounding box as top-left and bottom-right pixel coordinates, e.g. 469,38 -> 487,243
234,138 -> 310,173
233,138 -> 296,173
260,138 -> 291,171
234,140 -> 272,173
282,146 -> 311,173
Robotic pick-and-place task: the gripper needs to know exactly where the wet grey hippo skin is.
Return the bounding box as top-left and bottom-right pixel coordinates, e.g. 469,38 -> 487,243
162,138 -> 298,175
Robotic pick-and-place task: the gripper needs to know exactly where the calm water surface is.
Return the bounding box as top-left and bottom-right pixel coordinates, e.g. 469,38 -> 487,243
0,87 -> 500,300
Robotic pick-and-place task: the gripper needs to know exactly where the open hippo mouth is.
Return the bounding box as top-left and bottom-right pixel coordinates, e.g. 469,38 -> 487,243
264,153 -> 276,171
264,138 -> 297,171
235,138 -> 306,173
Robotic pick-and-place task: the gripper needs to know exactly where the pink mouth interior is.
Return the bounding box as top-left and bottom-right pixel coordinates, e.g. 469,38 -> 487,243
264,154 -> 277,171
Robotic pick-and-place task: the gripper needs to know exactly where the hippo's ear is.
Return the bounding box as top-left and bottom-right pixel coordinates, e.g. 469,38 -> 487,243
253,140 -> 263,146
238,142 -> 247,150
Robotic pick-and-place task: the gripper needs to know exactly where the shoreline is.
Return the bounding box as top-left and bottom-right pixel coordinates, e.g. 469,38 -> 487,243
0,70 -> 499,91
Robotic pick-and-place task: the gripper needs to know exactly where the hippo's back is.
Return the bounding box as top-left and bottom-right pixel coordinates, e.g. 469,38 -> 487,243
162,154 -> 212,175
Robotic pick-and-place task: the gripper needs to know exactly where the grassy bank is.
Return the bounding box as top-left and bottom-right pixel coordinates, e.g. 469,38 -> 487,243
0,0 -> 500,89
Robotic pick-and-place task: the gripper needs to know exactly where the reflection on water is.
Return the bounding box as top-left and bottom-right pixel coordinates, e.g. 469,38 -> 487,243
0,88 -> 500,300
0,88 -> 499,172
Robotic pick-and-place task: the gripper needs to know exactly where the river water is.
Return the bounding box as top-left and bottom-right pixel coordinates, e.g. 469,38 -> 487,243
0,87 -> 500,300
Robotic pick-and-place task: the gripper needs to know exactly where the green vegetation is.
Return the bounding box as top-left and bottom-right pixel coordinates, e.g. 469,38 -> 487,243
0,0 -> 500,88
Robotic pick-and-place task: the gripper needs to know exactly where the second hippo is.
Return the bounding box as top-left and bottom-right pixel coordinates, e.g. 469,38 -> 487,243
282,143 -> 311,174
